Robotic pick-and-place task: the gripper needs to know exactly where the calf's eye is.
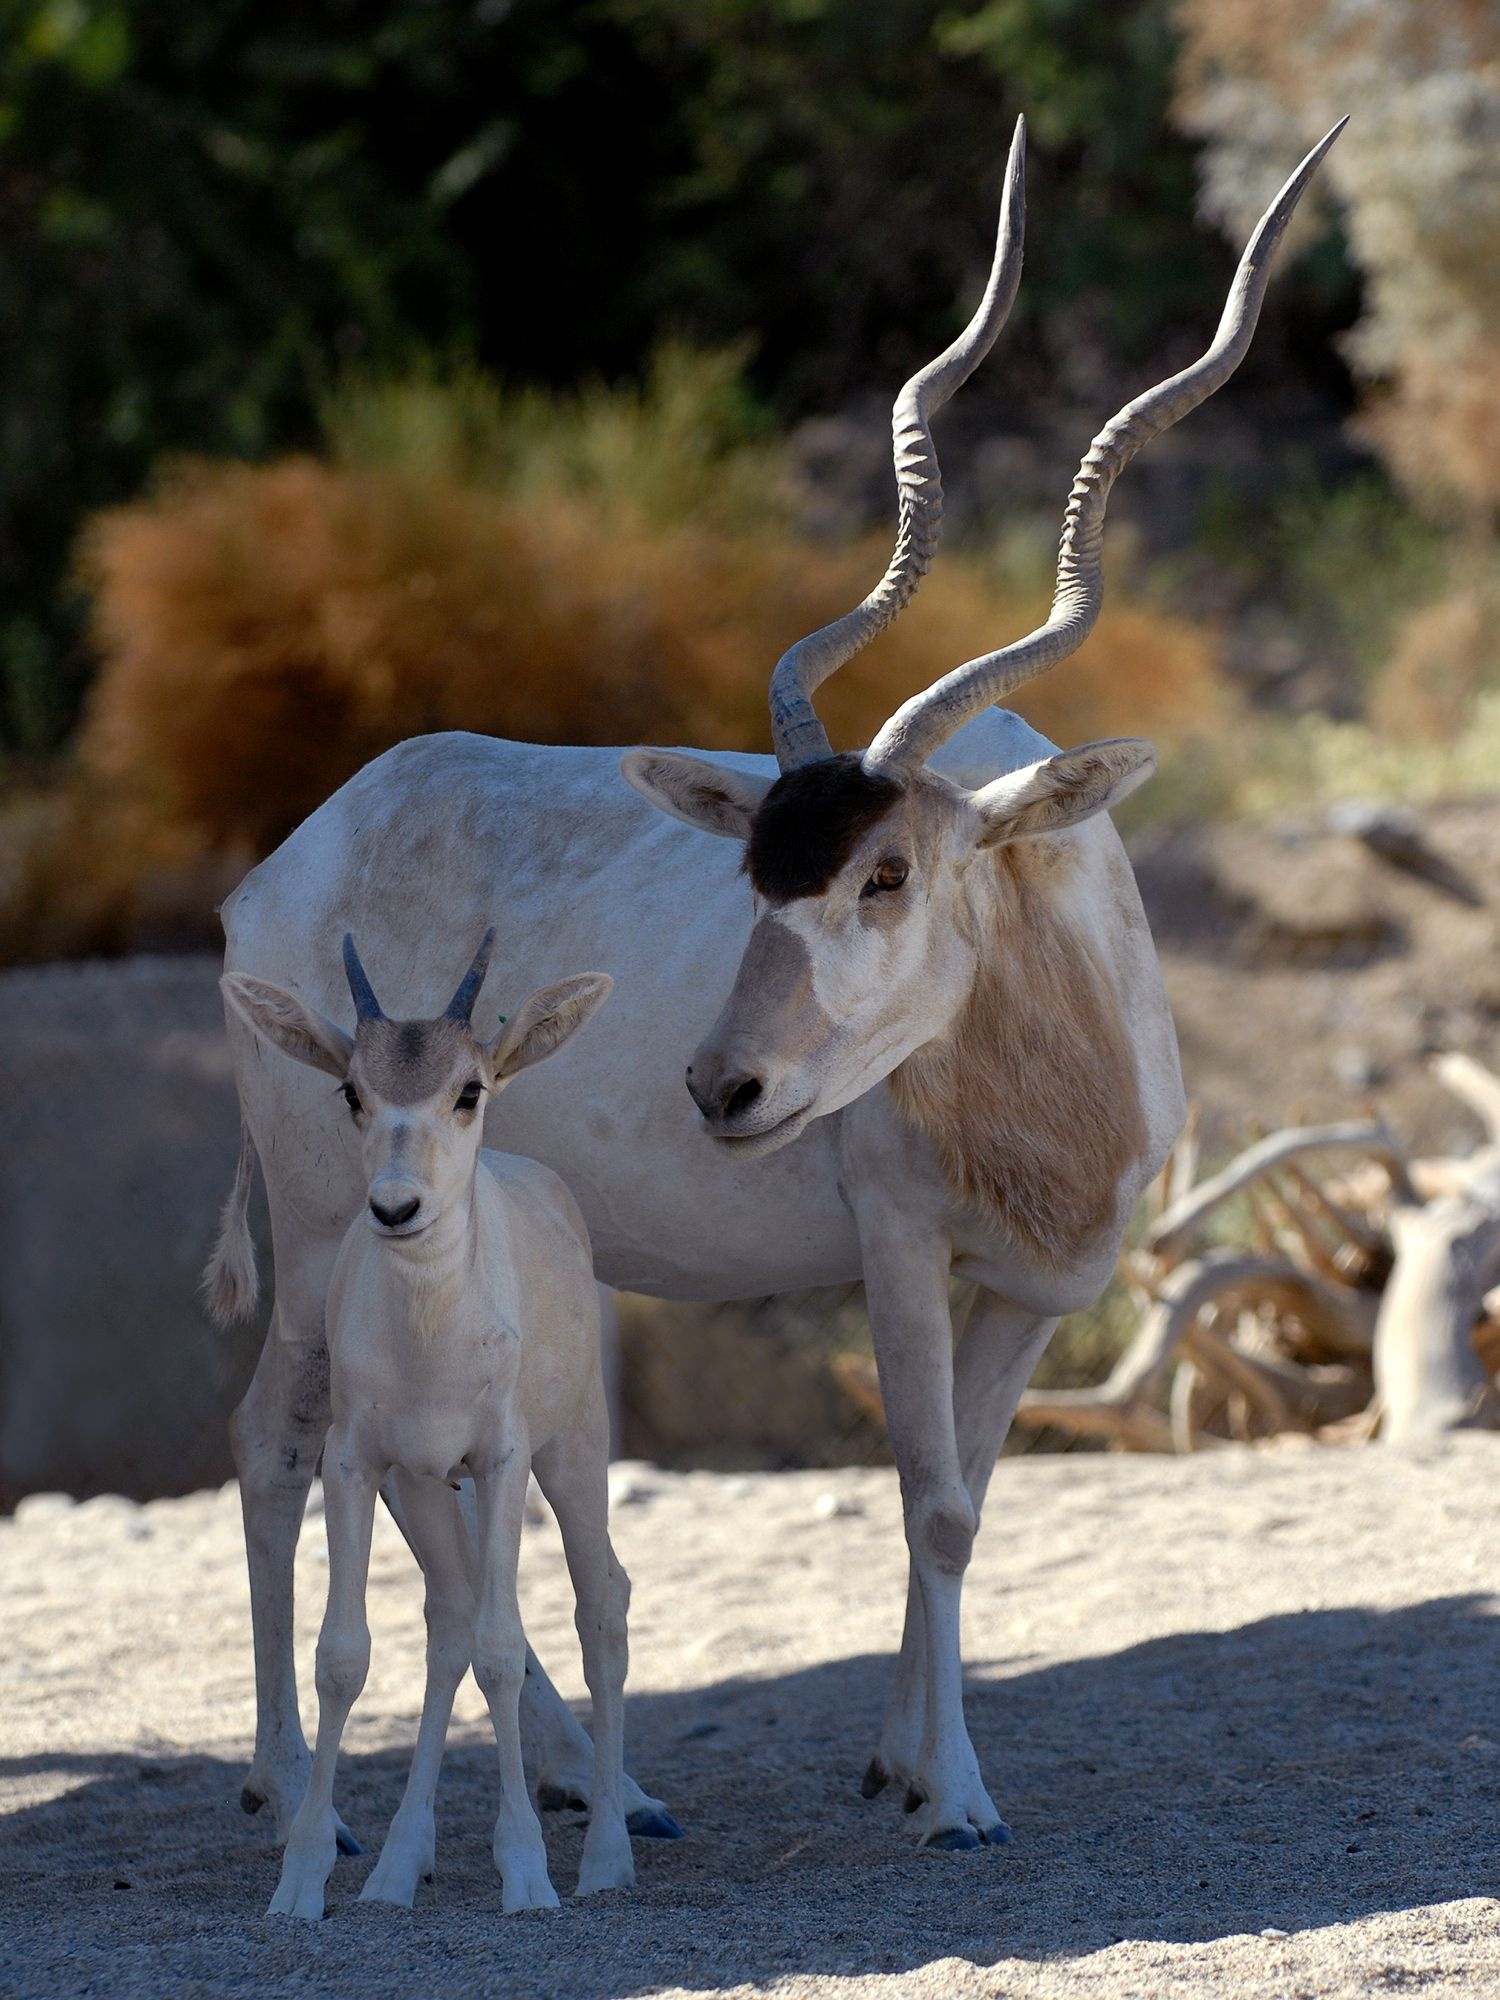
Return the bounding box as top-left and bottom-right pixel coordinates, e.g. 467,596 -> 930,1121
863,858 -> 909,896
341,1082 -> 362,1117
455,1081 -> 483,1113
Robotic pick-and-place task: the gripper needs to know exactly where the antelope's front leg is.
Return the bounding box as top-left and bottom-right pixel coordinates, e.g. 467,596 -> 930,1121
865,1290 -> 1057,1837
267,1443 -> 379,1918
473,1449 -> 559,1913
858,1224 -> 1005,1851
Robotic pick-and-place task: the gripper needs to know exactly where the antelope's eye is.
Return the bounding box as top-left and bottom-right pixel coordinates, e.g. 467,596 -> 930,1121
341,1082 -> 362,1117
863,857 -> 909,896
455,1080 -> 483,1113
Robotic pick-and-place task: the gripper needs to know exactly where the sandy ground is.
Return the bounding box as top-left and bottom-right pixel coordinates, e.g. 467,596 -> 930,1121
3,1443 -> 1500,2000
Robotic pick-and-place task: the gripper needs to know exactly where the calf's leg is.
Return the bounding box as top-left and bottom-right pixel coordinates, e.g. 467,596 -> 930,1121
473,1449 -> 559,1913
267,1444 -> 378,1919
534,1403 -> 634,1896
361,1470 -> 475,1908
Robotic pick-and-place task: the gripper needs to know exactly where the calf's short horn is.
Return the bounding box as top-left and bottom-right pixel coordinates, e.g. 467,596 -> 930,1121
342,934 -> 384,1022
446,927 -> 497,1023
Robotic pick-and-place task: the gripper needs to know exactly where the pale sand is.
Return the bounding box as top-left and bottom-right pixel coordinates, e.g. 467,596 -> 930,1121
4,1441 -> 1500,1998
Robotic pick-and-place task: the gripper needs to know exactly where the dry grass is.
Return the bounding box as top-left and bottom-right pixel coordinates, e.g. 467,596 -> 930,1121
75,455 -> 1220,857
0,352 -> 1223,963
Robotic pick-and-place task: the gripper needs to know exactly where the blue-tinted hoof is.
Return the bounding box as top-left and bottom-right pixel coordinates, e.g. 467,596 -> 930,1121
335,1828 -> 362,1857
627,1807 -> 684,1840
981,1820 -> 1013,1846
926,1824 -> 982,1852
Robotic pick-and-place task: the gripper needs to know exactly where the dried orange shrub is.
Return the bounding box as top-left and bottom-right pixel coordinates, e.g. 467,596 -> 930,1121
1176,0 -> 1500,515
1370,588 -> 1500,744
76,454 -> 1219,865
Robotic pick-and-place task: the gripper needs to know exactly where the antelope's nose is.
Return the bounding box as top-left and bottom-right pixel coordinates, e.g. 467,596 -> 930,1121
370,1193 -> 420,1229
686,1062 -> 763,1125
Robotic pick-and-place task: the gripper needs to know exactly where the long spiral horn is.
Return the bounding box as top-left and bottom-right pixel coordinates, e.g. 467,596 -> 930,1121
445,926 -> 496,1024
342,934 -> 384,1023
767,116 -> 1028,771
865,119 -> 1346,775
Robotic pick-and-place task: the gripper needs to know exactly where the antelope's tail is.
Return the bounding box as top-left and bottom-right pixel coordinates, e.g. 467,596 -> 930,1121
201,1118 -> 261,1327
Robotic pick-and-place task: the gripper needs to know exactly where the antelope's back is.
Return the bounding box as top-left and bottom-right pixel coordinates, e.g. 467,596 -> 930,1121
221,718 -> 1179,1299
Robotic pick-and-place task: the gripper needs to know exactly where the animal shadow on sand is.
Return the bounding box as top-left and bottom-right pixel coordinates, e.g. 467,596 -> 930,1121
3,1597 -> 1498,1999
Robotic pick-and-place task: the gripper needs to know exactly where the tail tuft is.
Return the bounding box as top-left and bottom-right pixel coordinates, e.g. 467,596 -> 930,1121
201,1120 -> 260,1327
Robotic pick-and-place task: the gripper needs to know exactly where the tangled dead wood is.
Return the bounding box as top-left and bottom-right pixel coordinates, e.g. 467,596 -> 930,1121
1006,1055 -> 1500,1452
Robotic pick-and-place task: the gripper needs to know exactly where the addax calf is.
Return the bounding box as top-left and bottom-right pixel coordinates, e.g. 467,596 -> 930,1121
223,931 -> 630,1918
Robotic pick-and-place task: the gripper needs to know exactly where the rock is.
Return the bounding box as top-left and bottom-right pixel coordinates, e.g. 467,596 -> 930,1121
608,1462 -> 659,1509
13,1492 -> 75,1524
1327,799 -> 1483,906
1333,1046 -> 1381,1092
812,1491 -> 864,1521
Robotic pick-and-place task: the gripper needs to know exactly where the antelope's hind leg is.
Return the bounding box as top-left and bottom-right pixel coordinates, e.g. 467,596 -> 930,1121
535,1405 -> 635,1896
231,1291 -> 359,1854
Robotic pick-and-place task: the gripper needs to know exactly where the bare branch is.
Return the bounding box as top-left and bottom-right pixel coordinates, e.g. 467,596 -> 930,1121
1431,1053 -> 1500,1145
1374,1153 -> 1500,1444
1146,1122 -> 1414,1260
1283,1161 -> 1386,1259
1010,1389 -> 1175,1453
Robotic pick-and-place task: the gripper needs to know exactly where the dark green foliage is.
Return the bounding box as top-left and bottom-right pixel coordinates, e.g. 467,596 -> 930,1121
0,0 -> 1348,753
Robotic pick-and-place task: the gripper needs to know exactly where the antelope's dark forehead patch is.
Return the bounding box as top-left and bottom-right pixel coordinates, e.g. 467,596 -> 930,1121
351,1016 -> 477,1104
745,754 -> 904,902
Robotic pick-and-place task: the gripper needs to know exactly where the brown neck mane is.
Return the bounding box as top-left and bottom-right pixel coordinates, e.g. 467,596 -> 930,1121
889,843 -> 1145,1271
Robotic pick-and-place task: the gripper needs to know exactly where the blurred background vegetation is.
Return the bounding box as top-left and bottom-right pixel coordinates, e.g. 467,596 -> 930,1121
1,0 -> 1498,962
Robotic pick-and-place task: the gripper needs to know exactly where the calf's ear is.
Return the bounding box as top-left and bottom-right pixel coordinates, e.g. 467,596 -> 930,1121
488,974 -> 613,1083
221,973 -> 354,1078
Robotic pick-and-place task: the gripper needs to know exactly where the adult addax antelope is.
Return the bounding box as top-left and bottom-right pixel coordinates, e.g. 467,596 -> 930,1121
209,119 -> 1343,1852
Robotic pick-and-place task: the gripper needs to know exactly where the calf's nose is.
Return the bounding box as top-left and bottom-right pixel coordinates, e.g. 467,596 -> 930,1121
370,1193 -> 420,1229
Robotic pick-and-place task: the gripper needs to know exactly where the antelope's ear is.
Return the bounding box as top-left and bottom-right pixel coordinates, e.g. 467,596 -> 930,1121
621,750 -> 773,841
221,974 -> 354,1078
970,739 -> 1156,849
487,974 -> 613,1083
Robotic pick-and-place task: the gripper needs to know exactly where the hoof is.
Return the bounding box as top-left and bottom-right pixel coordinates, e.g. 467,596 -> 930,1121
240,1786 -> 265,1818
335,1828 -> 363,1857
981,1820 -> 1013,1846
538,1783 -> 587,1814
860,1758 -> 889,1800
926,1824 -> 982,1852
626,1807 -> 684,1840
903,1786 -> 924,1815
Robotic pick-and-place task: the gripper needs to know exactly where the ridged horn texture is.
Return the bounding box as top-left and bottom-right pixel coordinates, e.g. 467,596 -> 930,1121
864,118 -> 1347,776
767,115 -> 1029,772
445,926 -> 496,1023
342,933 -> 384,1023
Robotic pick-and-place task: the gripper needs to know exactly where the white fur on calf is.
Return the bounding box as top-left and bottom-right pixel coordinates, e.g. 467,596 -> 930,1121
226,951 -> 632,1919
